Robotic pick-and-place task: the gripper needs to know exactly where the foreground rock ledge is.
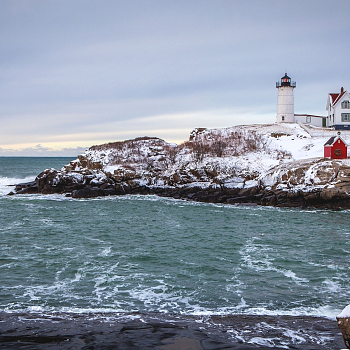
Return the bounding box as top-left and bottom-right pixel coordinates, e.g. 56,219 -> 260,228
0,312 -> 344,349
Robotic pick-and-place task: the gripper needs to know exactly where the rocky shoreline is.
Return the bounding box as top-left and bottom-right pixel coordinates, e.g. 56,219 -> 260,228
0,312 -> 344,349
10,165 -> 350,209
9,125 -> 350,209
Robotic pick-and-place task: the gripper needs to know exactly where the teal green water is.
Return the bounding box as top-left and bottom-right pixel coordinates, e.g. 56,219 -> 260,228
0,157 -> 350,317
0,157 -> 73,179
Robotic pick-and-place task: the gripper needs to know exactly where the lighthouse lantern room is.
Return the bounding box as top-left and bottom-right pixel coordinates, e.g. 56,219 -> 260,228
276,73 -> 296,123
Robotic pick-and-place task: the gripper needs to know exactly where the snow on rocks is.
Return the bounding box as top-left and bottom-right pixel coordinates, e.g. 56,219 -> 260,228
338,305 -> 350,319
259,158 -> 341,191
12,124 -> 350,208
337,305 -> 350,349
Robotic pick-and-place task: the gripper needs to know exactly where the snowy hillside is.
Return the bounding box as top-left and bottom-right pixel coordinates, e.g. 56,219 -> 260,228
62,123 -> 349,190
14,123 -> 350,208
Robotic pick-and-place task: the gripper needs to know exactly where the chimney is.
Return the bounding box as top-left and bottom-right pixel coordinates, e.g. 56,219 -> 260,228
341,87 -> 344,93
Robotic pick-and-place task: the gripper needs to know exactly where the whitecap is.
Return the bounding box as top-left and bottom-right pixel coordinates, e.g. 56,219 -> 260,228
0,175 -> 35,195
248,337 -> 279,347
100,247 -> 112,256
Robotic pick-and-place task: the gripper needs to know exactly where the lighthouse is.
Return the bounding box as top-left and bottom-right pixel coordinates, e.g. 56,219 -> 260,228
276,73 -> 296,123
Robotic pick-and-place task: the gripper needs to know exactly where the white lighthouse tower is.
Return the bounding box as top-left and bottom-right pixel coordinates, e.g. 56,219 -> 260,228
276,73 -> 296,123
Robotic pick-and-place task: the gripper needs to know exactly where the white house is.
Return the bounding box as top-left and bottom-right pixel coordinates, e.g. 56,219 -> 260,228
326,87 -> 350,130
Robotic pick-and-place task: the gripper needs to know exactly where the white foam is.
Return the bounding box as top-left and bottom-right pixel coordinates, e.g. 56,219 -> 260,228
282,329 -> 307,343
283,270 -> 309,284
100,247 -> 112,256
0,175 -> 35,195
322,279 -> 341,293
248,337 -> 279,347
221,318 -> 334,348
129,284 -> 192,311
240,239 -> 309,285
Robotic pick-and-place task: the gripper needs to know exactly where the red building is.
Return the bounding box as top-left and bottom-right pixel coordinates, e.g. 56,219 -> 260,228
324,135 -> 348,159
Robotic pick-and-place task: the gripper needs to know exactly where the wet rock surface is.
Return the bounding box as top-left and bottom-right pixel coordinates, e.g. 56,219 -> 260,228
0,312 -> 343,349
11,168 -> 350,209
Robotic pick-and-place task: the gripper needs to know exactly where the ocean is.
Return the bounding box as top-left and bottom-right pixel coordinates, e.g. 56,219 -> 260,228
0,157 -> 349,349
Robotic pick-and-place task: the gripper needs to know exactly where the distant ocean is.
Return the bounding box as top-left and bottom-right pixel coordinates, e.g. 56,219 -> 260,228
0,157 -> 349,348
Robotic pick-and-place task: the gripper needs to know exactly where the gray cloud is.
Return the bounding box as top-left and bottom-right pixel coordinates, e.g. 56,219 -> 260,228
0,0 -> 349,155
0,144 -> 86,157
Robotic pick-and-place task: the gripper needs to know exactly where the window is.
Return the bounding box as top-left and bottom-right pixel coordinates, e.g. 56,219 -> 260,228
281,116 -> 285,121
306,116 -> 311,123
341,113 -> 350,122
342,100 -> 350,109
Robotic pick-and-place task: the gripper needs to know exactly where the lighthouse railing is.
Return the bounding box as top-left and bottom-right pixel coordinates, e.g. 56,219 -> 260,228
276,81 -> 296,88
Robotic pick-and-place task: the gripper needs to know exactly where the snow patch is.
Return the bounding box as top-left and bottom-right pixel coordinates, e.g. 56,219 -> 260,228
337,304 -> 350,318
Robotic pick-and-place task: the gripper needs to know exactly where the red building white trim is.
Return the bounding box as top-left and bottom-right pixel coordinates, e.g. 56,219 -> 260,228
324,135 -> 348,159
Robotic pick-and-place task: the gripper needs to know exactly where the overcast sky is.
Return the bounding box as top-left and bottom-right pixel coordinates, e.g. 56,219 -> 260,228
1,0 -> 349,156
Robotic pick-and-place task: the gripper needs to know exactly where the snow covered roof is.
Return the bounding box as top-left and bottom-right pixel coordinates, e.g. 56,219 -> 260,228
329,89 -> 347,106
324,136 -> 347,147
324,136 -> 337,146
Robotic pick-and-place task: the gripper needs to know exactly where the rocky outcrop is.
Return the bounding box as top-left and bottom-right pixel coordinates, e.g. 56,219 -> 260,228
9,129 -> 350,209
12,159 -> 350,209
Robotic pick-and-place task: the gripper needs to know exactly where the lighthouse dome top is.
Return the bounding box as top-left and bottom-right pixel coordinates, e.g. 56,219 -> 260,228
276,73 -> 296,88
282,73 -> 291,81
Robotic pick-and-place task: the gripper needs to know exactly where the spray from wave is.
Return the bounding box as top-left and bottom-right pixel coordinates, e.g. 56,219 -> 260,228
0,176 -> 35,196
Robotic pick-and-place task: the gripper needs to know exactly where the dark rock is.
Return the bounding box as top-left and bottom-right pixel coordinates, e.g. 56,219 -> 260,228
226,188 -> 241,196
72,187 -> 102,199
0,312 -> 344,350
99,183 -> 109,190
102,187 -> 117,196
36,169 -> 59,194
216,195 -> 228,203
15,181 -> 37,192
10,161 -> 350,209
238,188 -> 253,197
